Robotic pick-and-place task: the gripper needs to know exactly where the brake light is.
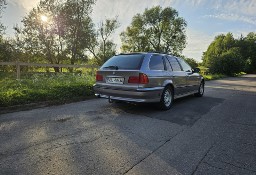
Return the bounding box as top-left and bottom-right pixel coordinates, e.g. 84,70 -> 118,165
128,73 -> 149,84
139,73 -> 149,84
96,73 -> 103,81
128,76 -> 140,83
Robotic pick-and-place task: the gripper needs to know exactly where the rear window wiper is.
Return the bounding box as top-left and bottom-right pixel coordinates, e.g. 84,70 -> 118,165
103,66 -> 119,70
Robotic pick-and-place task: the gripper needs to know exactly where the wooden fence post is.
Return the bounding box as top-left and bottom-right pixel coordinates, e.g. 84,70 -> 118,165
16,62 -> 21,80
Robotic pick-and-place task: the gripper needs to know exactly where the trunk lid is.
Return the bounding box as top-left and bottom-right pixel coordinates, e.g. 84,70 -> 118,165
96,70 -> 142,90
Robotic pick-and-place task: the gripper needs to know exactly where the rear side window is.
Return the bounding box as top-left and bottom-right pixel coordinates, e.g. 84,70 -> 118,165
167,56 -> 182,71
164,56 -> 173,71
101,54 -> 144,70
149,55 -> 165,70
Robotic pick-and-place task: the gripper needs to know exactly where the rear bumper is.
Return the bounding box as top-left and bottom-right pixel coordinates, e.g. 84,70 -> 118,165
93,85 -> 164,103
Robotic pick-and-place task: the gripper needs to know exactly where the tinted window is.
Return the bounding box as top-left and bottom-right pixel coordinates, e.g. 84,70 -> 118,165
101,54 -> 144,70
149,55 -> 165,70
177,58 -> 192,72
164,56 -> 172,71
167,56 -> 181,71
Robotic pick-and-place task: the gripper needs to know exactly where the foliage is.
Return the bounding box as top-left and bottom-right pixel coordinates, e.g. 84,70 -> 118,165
183,57 -> 198,68
0,38 -> 15,62
238,32 -> 256,73
61,0 -> 96,65
120,6 -> 187,55
203,74 -> 226,81
15,0 -> 96,71
0,0 -> 6,35
210,47 -> 244,76
88,18 -> 119,65
202,32 -> 256,75
0,73 -> 95,107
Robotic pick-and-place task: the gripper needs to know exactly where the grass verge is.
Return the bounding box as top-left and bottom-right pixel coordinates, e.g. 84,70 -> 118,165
0,73 -> 95,108
203,72 -> 246,81
203,74 -> 227,81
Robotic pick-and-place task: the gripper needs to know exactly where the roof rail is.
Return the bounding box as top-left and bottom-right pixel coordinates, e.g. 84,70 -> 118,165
118,52 -> 146,55
148,51 -> 169,54
117,51 -> 173,55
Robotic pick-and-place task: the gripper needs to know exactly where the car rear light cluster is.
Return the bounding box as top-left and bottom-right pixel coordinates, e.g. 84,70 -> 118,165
128,73 -> 149,84
96,72 -> 103,81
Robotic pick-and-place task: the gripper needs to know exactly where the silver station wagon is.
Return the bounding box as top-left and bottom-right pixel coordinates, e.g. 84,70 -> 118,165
93,52 -> 204,110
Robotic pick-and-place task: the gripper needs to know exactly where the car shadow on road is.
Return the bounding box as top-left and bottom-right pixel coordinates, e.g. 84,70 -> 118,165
112,95 -> 224,126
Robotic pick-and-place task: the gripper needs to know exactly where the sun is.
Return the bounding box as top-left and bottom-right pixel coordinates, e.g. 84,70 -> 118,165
40,15 -> 48,22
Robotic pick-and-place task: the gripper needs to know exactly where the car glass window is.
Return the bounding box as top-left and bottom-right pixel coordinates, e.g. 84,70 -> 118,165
164,56 -> 172,71
149,55 -> 165,70
177,58 -> 192,72
101,54 -> 145,70
167,56 -> 181,71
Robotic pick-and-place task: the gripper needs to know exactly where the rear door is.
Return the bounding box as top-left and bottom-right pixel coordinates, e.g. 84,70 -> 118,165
145,54 -> 169,88
166,56 -> 187,95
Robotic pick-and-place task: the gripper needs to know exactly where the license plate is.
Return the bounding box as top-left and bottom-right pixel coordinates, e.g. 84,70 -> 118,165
106,77 -> 124,84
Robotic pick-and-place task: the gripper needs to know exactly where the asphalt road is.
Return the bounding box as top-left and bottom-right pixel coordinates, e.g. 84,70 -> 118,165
0,74 -> 256,175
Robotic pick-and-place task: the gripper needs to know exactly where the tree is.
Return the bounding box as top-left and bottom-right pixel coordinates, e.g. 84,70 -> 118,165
88,18 -> 119,65
16,0 -> 96,72
202,33 -> 245,75
17,0 -> 68,71
241,32 -> 256,73
0,38 -> 15,62
61,0 -> 96,65
211,48 -> 244,75
183,57 -> 198,68
0,0 -> 6,35
120,6 -> 187,55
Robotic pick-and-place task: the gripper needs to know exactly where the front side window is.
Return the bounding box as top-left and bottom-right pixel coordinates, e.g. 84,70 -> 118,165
149,55 -> 165,70
177,58 -> 192,72
167,56 -> 182,71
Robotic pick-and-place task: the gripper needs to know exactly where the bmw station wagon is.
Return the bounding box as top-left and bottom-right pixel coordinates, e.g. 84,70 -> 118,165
93,52 -> 204,110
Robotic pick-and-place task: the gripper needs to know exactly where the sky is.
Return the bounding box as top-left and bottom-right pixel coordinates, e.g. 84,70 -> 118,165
2,0 -> 256,62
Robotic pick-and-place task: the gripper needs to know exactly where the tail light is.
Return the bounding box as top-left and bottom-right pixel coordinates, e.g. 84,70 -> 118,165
96,72 -> 103,81
139,73 -> 149,84
128,73 -> 149,84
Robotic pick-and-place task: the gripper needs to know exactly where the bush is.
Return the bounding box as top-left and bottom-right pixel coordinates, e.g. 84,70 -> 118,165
209,48 -> 244,76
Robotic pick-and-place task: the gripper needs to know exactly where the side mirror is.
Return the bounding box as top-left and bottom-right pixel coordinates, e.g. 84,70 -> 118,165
192,68 -> 200,73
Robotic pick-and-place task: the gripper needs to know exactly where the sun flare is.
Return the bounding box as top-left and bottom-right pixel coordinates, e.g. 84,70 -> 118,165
40,15 -> 48,22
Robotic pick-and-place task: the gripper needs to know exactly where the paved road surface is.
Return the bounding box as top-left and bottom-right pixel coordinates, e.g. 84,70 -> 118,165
0,75 -> 256,175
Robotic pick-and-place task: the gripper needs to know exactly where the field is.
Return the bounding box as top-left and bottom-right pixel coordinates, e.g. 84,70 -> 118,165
0,72 -> 95,107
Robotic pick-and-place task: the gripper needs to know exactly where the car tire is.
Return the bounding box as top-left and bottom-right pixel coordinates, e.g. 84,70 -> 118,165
159,86 -> 174,110
194,81 -> 204,97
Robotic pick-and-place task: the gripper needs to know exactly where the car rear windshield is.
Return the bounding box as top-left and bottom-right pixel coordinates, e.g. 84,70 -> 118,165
101,54 -> 145,70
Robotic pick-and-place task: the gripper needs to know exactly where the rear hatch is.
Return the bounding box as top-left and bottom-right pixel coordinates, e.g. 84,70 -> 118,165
96,54 -> 146,90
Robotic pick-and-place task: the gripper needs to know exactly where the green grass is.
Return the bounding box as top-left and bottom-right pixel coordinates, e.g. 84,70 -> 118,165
203,74 -> 227,81
202,72 -> 246,81
234,72 -> 247,77
0,73 -> 95,107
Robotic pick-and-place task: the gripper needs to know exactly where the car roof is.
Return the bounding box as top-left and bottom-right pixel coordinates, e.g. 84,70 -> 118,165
118,52 -> 171,57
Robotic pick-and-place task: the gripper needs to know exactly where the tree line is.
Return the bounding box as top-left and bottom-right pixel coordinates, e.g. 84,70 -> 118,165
0,0 -> 255,75
0,0 -> 187,70
202,32 -> 256,75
